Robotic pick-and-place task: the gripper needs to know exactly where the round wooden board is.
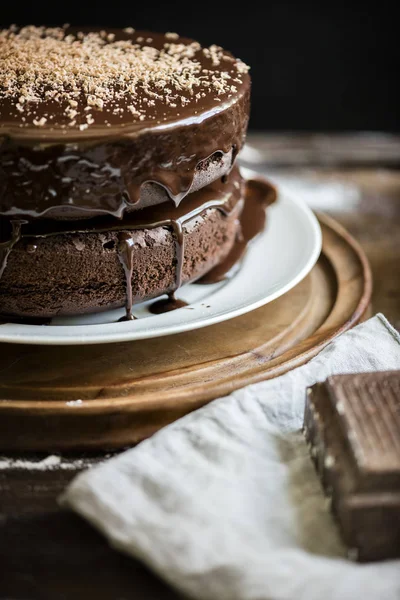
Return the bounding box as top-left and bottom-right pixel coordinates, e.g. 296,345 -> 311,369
0,213 -> 371,451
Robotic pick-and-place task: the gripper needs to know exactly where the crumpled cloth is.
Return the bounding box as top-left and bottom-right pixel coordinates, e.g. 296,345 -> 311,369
61,314 -> 400,600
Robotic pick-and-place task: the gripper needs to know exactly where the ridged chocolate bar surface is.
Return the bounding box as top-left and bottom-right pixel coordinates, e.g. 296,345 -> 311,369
304,371 -> 400,562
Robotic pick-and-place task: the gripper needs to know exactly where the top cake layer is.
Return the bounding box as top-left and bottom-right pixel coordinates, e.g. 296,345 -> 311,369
0,25 -> 249,140
0,26 -> 250,219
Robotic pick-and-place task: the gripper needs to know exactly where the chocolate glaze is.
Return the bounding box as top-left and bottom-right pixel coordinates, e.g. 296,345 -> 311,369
0,28 -> 250,220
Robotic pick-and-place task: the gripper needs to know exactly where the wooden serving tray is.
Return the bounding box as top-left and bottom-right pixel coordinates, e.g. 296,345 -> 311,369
0,213 -> 371,451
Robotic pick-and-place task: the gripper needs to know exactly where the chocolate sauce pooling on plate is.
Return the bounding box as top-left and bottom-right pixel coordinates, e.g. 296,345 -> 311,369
198,178 -> 277,284
149,294 -> 188,315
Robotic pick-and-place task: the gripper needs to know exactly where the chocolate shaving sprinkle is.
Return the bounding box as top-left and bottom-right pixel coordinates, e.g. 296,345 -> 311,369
0,26 -> 249,129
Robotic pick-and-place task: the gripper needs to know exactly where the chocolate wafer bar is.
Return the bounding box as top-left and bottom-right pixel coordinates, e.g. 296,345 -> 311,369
304,371 -> 400,562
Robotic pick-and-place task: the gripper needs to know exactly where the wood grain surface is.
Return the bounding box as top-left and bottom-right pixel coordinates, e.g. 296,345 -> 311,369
1,134 -> 399,600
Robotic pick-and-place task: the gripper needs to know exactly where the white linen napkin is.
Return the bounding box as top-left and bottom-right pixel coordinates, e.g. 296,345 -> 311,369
61,314 -> 400,600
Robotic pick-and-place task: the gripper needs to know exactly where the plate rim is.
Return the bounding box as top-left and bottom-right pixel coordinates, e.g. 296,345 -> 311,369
0,189 -> 322,345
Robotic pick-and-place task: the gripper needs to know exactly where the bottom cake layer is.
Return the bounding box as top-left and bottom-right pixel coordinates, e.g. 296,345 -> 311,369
0,168 -> 254,319
1,207 -> 241,319
0,169 -> 277,319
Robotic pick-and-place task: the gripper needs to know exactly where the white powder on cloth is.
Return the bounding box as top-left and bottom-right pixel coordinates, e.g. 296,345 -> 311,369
0,454 -> 107,471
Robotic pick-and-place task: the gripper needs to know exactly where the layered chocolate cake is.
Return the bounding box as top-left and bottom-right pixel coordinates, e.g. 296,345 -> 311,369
0,25 -> 275,320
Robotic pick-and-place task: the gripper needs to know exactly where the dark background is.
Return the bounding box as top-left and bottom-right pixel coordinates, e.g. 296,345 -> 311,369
1,1 -> 399,132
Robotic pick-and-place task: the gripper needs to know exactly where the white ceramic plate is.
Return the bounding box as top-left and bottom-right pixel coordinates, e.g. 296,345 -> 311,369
0,180 -> 322,345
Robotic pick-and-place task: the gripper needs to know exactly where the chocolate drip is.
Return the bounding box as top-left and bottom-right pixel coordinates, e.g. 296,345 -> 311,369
171,221 -> 184,291
0,166 -> 241,236
0,220 -> 24,278
117,233 -> 138,321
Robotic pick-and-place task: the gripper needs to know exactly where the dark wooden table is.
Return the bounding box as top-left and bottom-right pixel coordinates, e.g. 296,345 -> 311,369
1,133 -> 399,599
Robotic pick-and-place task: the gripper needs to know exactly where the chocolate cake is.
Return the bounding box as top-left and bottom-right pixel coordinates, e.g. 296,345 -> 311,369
0,25 -> 275,320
